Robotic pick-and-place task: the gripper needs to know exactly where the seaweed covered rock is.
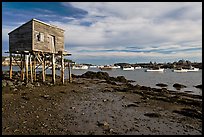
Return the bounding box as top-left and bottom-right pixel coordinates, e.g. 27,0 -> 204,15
81,71 -> 110,80
173,83 -> 187,89
173,108 -> 202,120
115,76 -> 128,83
156,83 -> 168,87
194,84 -> 202,89
80,71 -> 130,83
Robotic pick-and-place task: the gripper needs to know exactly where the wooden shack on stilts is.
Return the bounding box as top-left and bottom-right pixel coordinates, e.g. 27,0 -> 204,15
7,18 -> 71,84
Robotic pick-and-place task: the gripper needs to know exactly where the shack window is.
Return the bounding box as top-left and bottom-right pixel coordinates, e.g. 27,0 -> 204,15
36,32 -> 44,42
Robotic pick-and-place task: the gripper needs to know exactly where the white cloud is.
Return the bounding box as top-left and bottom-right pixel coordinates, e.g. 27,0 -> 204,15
3,2 -> 202,63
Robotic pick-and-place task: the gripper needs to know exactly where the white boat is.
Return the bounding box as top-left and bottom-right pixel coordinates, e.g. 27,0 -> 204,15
89,65 -> 98,69
173,68 -> 188,73
99,65 -> 113,70
122,66 -> 134,71
134,66 -> 142,69
111,65 -> 121,69
186,67 -> 199,72
72,65 -> 89,70
146,68 -> 164,72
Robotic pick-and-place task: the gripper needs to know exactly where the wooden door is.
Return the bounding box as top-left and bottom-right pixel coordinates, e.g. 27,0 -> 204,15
49,35 -> 56,53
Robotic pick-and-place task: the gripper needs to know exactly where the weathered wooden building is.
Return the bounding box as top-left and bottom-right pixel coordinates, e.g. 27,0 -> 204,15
8,18 -> 71,84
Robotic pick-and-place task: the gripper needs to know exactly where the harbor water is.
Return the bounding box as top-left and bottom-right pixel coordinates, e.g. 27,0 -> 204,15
2,66 -> 202,96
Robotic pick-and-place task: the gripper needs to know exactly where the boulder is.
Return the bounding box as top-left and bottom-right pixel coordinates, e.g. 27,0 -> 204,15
26,83 -> 34,88
173,83 -> 187,89
7,81 -> 14,86
81,71 -> 110,80
2,80 -> 7,87
156,83 -> 168,87
115,76 -> 127,83
194,84 -> 202,89
144,112 -> 161,118
173,108 -> 202,119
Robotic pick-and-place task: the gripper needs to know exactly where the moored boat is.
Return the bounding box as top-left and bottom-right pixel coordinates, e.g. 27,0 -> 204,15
122,66 -> 134,71
99,65 -> 113,70
72,65 -> 89,70
146,68 -> 164,72
134,66 -> 142,69
186,66 -> 199,72
173,68 -> 188,72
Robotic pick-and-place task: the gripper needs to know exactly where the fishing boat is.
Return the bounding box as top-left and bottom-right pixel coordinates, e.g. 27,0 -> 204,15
72,65 -> 89,70
186,66 -> 199,72
146,67 -> 164,72
99,65 -> 113,70
134,66 -> 142,69
122,66 -> 134,71
89,65 -> 98,69
111,65 -> 121,69
173,68 -> 188,72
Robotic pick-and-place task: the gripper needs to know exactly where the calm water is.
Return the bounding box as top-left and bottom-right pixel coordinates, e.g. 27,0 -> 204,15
2,66 -> 202,96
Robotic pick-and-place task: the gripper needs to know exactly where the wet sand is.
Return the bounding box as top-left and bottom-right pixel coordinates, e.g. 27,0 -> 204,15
2,74 -> 202,135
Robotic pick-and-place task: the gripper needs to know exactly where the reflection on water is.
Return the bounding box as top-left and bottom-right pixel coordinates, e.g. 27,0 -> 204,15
2,66 -> 202,95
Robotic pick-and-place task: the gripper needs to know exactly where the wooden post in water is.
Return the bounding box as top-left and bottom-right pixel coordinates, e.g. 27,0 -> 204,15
33,55 -> 36,81
52,53 -> 56,84
42,54 -> 45,82
61,52 -> 64,84
20,53 -> 24,80
68,62 -> 72,83
22,54 -> 25,81
9,52 -> 12,79
29,54 -> 33,83
25,54 -> 29,83
43,55 -> 46,79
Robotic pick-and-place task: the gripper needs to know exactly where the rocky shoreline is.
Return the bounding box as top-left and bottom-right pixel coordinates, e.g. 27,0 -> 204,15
2,71 -> 202,135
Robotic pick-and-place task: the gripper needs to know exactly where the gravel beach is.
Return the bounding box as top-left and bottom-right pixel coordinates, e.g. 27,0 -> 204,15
2,71 -> 202,135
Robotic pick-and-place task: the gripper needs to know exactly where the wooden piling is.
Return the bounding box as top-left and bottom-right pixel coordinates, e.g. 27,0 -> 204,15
42,54 -> 45,82
29,54 -> 33,83
68,62 -> 72,83
44,55 -> 46,81
52,53 -> 55,84
20,54 -> 23,80
22,54 -> 25,81
25,54 -> 29,83
9,53 -> 12,79
33,55 -> 36,81
61,52 -> 64,84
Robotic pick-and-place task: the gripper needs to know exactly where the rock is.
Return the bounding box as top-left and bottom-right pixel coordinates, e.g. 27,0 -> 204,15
173,108 -> 202,119
140,86 -> 151,91
21,96 -> 30,101
134,84 -> 141,89
97,121 -> 110,131
144,112 -> 161,118
194,84 -> 202,89
123,103 -> 139,107
2,80 -> 7,87
184,90 -> 193,93
81,71 -> 110,80
26,83 -> 34,88
7,81 -> 14,86
41,95 -> 50,99
35,82 -> 41,87
156,83 -> 168,87
106,80 -> 117,85
17,81 -> 23,86
173,83 -> 187,89
115,76 -> 128,83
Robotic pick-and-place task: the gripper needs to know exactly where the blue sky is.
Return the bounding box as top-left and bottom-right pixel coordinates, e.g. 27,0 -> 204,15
2,2 -> 202,65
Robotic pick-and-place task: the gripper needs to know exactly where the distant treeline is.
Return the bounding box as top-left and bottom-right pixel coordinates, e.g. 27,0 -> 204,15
114,59 -> 202,69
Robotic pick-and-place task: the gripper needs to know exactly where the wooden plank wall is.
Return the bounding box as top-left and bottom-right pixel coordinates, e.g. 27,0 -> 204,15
9,22 -> 32,52
33,21 -> 64,53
